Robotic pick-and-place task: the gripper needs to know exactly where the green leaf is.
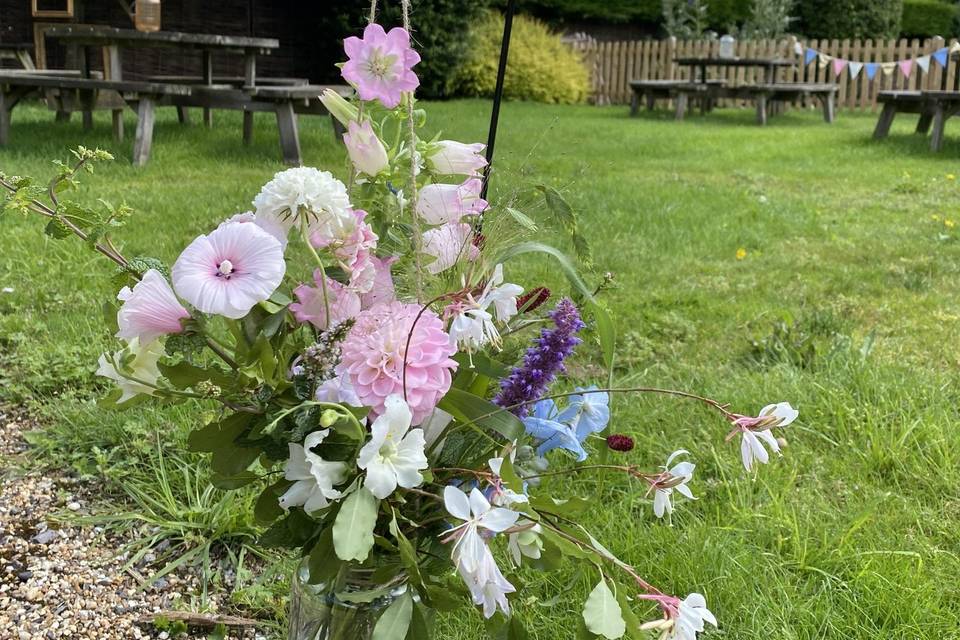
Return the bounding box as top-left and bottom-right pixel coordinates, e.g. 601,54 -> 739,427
159,361 -> 233,389
538,185 -> 591,265
583,579 -> 626,639
188,413 -> 253,452
589,301 -> 616,377
372,589 -> 413,640
389,511 -> 426,593
44,217 -> 71,239
504,206 -> 538,232
614,588 -> 645,640
254,480 -> 287,524
453,352 -> 511,379
210,470 -> 258,489
484,614 -> 530,640
406,603 -> 433,640
438,387 -> 523,442
333,486 -> 378,562
495,242 -> 595,302
307,527 -> 341,585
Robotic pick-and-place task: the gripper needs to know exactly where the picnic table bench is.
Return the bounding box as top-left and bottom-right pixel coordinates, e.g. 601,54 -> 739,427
873,90 -> 960,151
629,79 -> 724,117
0,72 -> 191,164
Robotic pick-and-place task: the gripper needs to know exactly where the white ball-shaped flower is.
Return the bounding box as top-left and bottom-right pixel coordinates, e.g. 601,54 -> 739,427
252,167 -> 353,247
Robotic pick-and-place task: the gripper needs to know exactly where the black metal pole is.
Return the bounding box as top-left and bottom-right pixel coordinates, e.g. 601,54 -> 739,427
480,0 -> 516,201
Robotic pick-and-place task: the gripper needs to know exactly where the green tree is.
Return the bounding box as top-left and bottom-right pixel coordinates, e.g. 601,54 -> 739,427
797,0 -> 903,39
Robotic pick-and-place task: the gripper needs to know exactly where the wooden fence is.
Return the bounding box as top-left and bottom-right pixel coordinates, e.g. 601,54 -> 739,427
573,36 -> 960,111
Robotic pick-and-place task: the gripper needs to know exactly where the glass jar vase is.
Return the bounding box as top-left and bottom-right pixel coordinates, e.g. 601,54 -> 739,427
287,561 -> 407,640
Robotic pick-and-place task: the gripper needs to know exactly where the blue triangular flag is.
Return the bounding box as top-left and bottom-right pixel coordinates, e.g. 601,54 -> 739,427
804,47 -> 817,65
865,62 -> 879,80
933,47 -> 949,68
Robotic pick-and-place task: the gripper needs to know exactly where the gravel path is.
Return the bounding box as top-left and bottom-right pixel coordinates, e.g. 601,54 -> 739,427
0,407 -> 270,640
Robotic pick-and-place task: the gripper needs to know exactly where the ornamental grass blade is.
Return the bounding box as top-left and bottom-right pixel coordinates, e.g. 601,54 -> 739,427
583,579 -> 626,639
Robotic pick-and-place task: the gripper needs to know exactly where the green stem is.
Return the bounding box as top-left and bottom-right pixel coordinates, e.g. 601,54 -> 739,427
301,215 -> 331,324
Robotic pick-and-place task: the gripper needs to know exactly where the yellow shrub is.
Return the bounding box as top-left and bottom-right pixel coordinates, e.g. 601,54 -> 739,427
454,12 -> 590,104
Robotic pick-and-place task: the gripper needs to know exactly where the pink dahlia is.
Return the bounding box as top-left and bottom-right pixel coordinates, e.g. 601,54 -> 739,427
172,222 -> 285,320
337,301 -> 457,425
116,269 -> 190,344
341,24 -> 420,109
290,271 -> 361,330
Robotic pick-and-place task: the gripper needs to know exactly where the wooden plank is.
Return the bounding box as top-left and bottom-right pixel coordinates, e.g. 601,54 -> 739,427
132,96 -> 156,167
275,101 -> 301,166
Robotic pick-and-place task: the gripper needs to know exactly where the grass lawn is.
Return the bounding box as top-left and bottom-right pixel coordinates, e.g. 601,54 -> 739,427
2,99 -> 960,639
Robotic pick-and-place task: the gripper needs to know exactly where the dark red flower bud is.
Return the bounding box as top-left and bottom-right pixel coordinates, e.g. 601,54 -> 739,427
606,434 -> 635,452
472,233 -> 486,250
517,287 -> 550,313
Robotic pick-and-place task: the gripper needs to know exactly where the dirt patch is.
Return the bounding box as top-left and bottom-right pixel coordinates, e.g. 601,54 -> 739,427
0,406 -> 271,640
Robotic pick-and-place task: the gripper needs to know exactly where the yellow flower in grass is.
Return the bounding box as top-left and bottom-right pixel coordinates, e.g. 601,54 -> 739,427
932,214 -> 941,221
946,219 -> 956,229
947,174 -> 956,181
735,248 -> 747,261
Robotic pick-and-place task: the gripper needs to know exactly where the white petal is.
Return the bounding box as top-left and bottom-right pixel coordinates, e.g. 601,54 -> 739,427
478,507 -> 520,533
363,461 -> 397,499
444,486 -> 472,521
468,487 -> 492,518
653,489 -> 669,518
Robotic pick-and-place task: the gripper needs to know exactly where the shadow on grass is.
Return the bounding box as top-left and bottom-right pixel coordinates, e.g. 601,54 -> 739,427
625,106 -> 838,128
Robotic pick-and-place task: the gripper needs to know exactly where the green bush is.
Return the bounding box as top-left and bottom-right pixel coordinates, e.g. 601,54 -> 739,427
509,0 -> 752,30
798,0 -> 904,39
454,12 -> 591,104
900,0 -> 958,37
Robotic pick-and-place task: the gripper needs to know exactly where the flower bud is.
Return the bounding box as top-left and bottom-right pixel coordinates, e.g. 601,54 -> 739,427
320,409 -> 340,428
343,120 -> 389,176
319,88 -> 359,127
517,287 -> 550,313
606,434 -> 635,452
427,140 -> 487,177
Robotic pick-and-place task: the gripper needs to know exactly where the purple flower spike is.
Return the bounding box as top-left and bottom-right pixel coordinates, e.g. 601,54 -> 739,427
494,298 -> 584,417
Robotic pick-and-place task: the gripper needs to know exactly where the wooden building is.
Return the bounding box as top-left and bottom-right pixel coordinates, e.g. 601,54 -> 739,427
0,1 -> 357,83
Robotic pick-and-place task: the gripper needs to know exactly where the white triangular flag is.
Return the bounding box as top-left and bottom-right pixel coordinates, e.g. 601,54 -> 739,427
794,41 -> 804,56
917,55 -> 931,73
848,61 -> 863,79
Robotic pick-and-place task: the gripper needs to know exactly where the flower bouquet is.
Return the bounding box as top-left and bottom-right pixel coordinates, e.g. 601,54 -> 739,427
1,17 -> 800,640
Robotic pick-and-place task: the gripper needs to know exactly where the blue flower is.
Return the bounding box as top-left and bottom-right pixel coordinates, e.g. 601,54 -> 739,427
522,399 -> 588,461
557,386 -> 610,442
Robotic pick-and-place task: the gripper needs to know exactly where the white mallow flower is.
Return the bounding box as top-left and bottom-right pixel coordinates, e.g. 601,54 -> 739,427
357,395 -> 429,499
96,338 -> 164,404
442,485 -> 520,574
279,430 -> 348,513
457,542 -> 516,619
652,449 -> 696,519
252,167 -> 353,248
508,520 -> 543,565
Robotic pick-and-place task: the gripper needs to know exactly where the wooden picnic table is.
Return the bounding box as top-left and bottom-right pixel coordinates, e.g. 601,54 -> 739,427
873,90 -> 960,151
674,56 -> 794,85
45,25 -> 280,132
0,43 -> 36,70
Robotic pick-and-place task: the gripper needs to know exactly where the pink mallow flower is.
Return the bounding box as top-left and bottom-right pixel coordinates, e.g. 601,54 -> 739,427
337,301 -> 457,425
290,271 -> 362,331
343,120 -> 389,177
116,269 -> 190,344
311,210 -> 378,294
341,23 -> 420,109
427,141 -> 487,178
360,256 -> 398,309
172,222 -> 285,320
422,222 -> 480,274
416,178 -> 488,225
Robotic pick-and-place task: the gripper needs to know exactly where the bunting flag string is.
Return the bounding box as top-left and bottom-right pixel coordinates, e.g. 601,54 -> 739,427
796,42 -> 960,80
